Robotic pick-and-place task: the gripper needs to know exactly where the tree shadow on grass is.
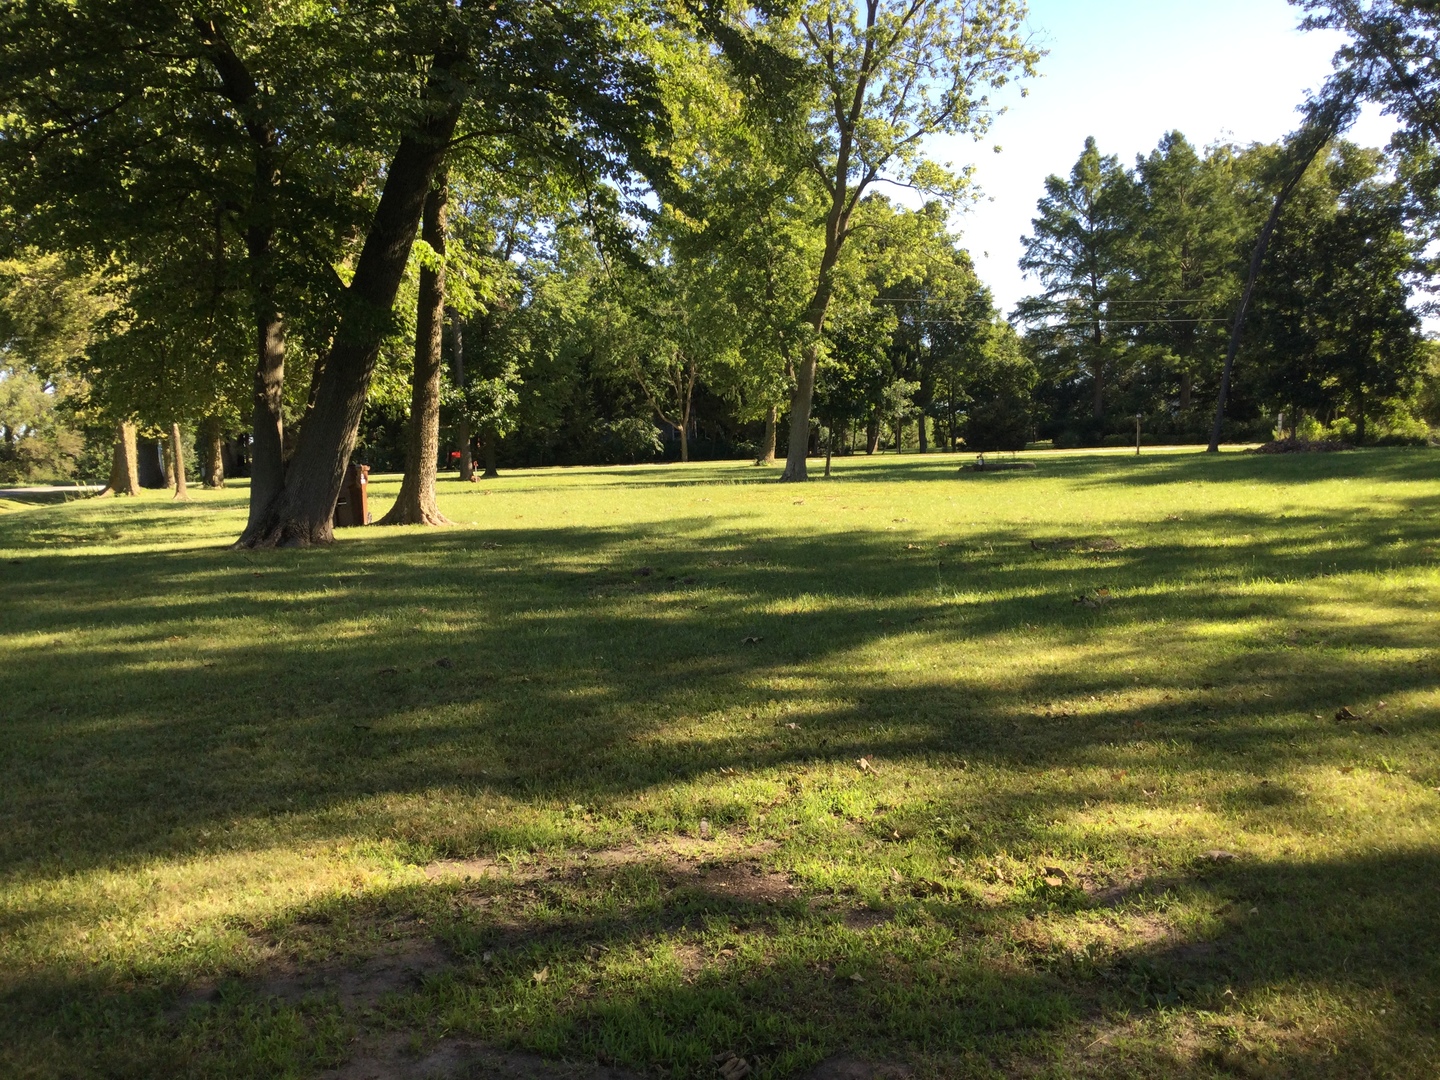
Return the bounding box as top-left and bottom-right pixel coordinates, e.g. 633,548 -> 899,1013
1,497 -> 1438,877
4,841 -> 1436,1077
1,482 -> 1438,1075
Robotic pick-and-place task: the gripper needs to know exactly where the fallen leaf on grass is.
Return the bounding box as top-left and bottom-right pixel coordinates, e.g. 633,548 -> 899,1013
1043,875 -> 1065,888
699,819 -> 712,840
784,722 -> 800,730
848,972 -> 865,983
742,636 -> 763,645
1043,866 -> 1070,884
1372,724 -> 1391,735
889,868 -> 903,883
532,967 -> 549,984
1336,706 -> 1359,721
1202,850 -> 1239,862
857,757 -> 872,772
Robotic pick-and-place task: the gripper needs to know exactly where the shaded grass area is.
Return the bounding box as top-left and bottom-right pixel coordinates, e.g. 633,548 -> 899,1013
1,448 -> 1438,1077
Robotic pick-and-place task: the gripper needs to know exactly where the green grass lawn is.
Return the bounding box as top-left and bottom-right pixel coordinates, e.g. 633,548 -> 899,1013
2,448 -> 1438,1078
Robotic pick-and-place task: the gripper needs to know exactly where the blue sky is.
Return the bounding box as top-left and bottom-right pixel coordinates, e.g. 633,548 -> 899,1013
932,0 -> 1395,316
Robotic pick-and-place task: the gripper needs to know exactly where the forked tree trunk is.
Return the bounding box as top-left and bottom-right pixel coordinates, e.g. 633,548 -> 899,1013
170,422 -> 189,500
758,405 -> 777,464
380,178 -> 451,527
237,59 -> 463,547
451,313 -> 472,481
103,420 -> 141,497
201,415 -> 225,488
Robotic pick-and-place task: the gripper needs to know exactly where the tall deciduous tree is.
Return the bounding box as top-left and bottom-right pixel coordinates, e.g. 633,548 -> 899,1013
759,0 -> 1039,480
380,179 -> 452,526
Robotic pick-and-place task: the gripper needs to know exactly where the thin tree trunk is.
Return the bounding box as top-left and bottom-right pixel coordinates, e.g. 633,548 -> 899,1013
1091,355 -> 1105,421
380,178 -> 451,527
1354,386 -> 1366,445
170,422 -> 189,500
103,420 -> 140,497
238,58 -> 463,547
451,312 -> 472,481
201,415 -> 225,488
482,430 -> 498,478
758,405 -> 777,464
918,414 -> 928,453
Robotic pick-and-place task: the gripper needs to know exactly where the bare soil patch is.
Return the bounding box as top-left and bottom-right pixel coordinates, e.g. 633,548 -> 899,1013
321,1034 -> 642,1080
802,1057 -> 914,1079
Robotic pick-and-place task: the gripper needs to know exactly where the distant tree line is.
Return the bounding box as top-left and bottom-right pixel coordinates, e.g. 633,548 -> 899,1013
1018,130 -> 1435,448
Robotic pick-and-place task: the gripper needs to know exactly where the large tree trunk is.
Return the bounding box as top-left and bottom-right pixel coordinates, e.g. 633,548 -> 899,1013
482,430 -> 499,478
781,341 -> 819,481
866,415 -> 880,455
103,420 -> 140,497
758,405 -> 777,464
237,63 -> 463,547
170,422 -> 189,500
380,179 -> 451,527
917,414 -> 928,453
201,415 -> 225,488
1179,369 -> 1193,412
451,312 -> 472,482
780,218 -> 846,481
678,421 -> 689,464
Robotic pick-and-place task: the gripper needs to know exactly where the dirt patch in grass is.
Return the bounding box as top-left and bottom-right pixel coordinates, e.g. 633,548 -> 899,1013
1030,536 -> 1122,553
840,907 -> 894,933
802,1057 -> 914,1079
321,1034 -> 643,1080
172,938 -> 452,1021
685,857 -> 797,905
